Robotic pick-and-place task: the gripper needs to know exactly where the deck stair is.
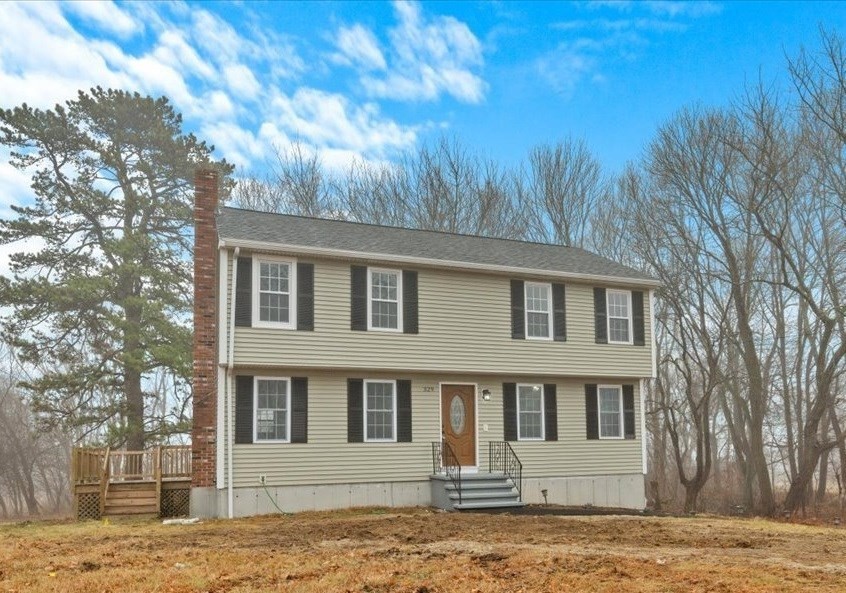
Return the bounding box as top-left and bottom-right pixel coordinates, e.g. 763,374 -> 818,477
102,481 -> 159,517
72,445 -> 192,520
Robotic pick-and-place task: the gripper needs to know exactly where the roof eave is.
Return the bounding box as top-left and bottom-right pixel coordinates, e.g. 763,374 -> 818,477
218,237 -> 661,288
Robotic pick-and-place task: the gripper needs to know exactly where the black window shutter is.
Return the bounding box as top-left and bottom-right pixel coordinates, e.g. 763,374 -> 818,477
510,280 -> 525,340
235,257 -> 252,327
552,283 -> 567,342
347,378 -> 364,442
350,266 -> 367,331
297,263 -> 314,331
632,291 -> 645,346
543,384 -> 558,441
503,382 -> 517,441
396,379 -> 412,442
402,271 -> 418,334
623,384 -> 636,439
585,384 -> 599,440
593,287 -> 607,344
290,377 -> 308,443
235,375 -> 254,444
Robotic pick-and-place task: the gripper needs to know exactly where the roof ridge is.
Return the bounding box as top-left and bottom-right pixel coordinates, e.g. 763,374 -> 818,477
217,206 -> 656,283
220,205 -> 590,252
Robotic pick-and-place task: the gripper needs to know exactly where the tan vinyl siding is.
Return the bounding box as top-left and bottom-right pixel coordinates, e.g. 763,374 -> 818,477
229,255 -> 653,377
224,370 -> 642,488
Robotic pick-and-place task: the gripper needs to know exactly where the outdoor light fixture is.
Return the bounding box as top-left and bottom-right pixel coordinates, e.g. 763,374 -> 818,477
482,389 -> 491,401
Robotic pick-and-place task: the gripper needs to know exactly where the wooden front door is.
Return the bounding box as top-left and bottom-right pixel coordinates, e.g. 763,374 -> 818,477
441,384 -> 476,466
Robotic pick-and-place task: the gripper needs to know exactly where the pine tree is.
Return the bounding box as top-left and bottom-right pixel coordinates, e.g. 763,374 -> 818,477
0,87 -> 232,448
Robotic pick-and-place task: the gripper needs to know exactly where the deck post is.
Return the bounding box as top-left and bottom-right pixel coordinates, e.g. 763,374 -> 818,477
155,445 -> 163,516
99,446 -> 111,518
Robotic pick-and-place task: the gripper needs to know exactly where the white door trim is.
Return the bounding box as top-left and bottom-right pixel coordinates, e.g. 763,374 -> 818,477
438,382 -> 479,470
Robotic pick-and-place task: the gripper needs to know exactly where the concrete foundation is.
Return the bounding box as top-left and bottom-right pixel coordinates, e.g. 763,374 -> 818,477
192,473 -> 646,517
191,480 -> 430,518
521,474 -> 646,508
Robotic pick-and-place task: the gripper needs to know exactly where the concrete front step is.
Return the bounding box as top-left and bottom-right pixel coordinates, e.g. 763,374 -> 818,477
444,482 -> 516,492
449,490 -> 520,501
431,472 -> 524,511
454,500 -> 526,511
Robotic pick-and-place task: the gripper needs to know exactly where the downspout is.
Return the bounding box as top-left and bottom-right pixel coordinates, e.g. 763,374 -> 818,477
227,246 -> 240,519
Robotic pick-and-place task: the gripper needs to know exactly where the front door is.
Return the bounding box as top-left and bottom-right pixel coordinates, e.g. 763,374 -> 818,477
441,384 -> 476,467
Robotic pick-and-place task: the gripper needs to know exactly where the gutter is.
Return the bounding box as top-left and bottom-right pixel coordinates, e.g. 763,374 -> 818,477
227,246 -> 239,519
218,238 -> 661,288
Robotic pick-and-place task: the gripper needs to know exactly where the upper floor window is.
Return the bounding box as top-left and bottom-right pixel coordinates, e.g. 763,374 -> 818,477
254,377 -> 290,442
607,289 -> 632,344
368,268 -> 403,331
365,379 -> 396,442
253,255 -> 296,329
598,385 -> 623,439
525,282 -> 552,339
517,383 -> 544,440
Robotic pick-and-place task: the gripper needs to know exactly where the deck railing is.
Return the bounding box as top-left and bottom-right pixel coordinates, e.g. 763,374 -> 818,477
71,447 -> 107,484
71,445 -> 192,485
161,445 -> 191,479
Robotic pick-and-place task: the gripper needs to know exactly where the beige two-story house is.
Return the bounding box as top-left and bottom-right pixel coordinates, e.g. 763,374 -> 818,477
190,171 -> 658,518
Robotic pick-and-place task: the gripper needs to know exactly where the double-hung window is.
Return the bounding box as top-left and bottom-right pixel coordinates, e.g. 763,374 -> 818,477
525,282 -> 552,339
254,256 -> 296,328
598,385 -> 624,439
368,268 -> 402,331
364,380 -> 396,442
607,290 -> 632,344
517,383 -> 544,440
254,377 -> 290,442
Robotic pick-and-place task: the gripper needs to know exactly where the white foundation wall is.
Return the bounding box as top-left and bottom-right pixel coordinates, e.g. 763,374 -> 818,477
191,474 -> 645,518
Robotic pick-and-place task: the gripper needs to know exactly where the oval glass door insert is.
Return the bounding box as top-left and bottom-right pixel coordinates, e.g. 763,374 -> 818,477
449,395 -> 466,434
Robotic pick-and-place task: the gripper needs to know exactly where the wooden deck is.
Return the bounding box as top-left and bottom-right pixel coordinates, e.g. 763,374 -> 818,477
72,446 -> 191,519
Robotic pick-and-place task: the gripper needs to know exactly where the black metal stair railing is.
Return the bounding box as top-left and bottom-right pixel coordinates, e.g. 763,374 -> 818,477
488,441 -> 523,501
431,441 -> 463,505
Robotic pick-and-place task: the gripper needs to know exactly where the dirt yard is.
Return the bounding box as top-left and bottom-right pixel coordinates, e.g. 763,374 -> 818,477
1,508 -> 845,592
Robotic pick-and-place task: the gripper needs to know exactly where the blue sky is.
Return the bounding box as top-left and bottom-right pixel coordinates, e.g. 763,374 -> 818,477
1,0 -> 846,209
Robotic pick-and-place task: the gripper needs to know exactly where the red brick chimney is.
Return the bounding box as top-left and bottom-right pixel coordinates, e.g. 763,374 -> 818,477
192,168 -> 219,488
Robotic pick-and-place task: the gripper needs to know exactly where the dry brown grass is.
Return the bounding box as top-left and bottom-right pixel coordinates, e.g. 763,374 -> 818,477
2,508 -> 846,592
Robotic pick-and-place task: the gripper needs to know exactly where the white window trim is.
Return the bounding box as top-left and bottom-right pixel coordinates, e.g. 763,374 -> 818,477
524,282 -> 553,340
253,376 -> 291,444
366,267 -> 403,333
516,383 -> 545,441
597,384 -> 625,440
252,254 -> 297,329
363,379 -> 398,443
606,289 -> 633,345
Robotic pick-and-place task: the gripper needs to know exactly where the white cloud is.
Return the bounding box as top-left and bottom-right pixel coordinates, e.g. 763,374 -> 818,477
223,64 -> 261,99
332,24 -> 386,71
643,1 -> 722,18
335,1 -> 486,104
200,122 -> 268,170
587,0 -> 722,18
153,30 -> 216,81
540,0 -> 718,97
0,154 -> 34,216
0,237 -> 47,278
63,0 -> 141,38
0,0 -> 431,219
268,88 -> 418,156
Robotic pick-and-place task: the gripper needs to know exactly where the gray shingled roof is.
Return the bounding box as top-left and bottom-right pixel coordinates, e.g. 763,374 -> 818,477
217,207 -> 656,284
